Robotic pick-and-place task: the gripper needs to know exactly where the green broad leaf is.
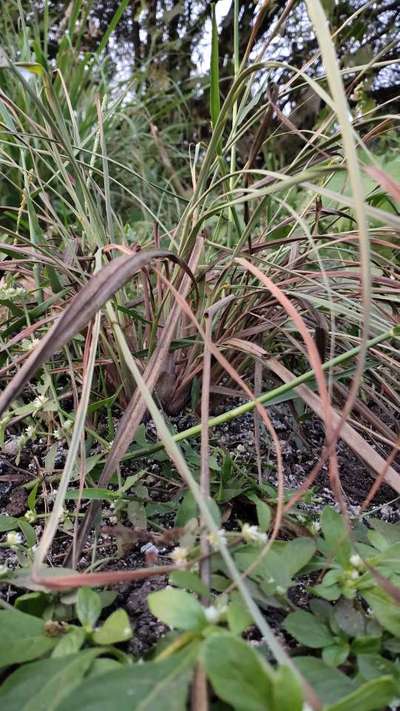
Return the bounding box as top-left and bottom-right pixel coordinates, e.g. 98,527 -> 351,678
295,658 -> 356,704
0,650 -> 100,711
175,490 -> 197,527
247,494 -> 271,532
333,599 -> 365,638
0,609 -> 56,667
92,609 -> 132,645
283,538 -> 316,577
52,627 -> 86,657
312,582 -> 342,601
352,636 -> 382,655
272,665 -> 303,711
357,654 -> 399,684
321,506 -> 351,565
363,589 -> 400,637
0,515 -> 19,532
86,658 -> 123,679
255,499 -> 271,532
235,546 -> 291,592
98,591 -> 118,609
227,595 -> 253,635
202,633 -> 274,711
170,570 -> 209,597
284,610 -> 334,648
148,587 -> 206,631
309,598 -> 332,621
367,529 -> 389,551
57,645 -> 198,711
322,640 -> 350,667
76,588 -> 102,629
325,676 -> 397,711
206,497 -> 221,527
14,592 -> 48,617
127,500 -> 147,529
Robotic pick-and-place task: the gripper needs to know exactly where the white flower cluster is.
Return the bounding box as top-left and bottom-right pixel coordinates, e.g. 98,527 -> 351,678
204,604 -> 227,624
6,531 -> 23,547
20,338 -> 40,352
0,286 -> 27,301
207,529 -> 227,551
32,394 -> 47,412
241,523 -> 267,545
170,546 -> 189,566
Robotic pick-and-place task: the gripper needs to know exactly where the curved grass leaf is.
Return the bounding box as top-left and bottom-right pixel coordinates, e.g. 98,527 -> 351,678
0,249 -> 186,417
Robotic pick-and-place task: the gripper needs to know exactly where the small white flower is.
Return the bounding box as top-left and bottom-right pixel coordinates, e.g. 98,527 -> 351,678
350,553 -> 363,569
53,428 -> 63,441
241,523 -> 267,545
6,531 -> 23,546
350,569 -> 359,580
170,546 -> 189,565
20,338 -> 40,352
204,606 -> 220,624
0,286 -> 27,301
310,521 -> 321,535
25,425 -> 35,439
32,394 -> 47,412
25,510 -> 37,524
207,529 -> 227,551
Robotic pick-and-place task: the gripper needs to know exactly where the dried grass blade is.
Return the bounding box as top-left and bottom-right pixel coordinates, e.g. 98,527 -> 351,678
0,249 -> 180,416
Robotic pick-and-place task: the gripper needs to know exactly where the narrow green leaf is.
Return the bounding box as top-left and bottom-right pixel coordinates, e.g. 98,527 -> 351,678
321,506 -> 351,565
170,571 -> 209,598
210,3 -> 221,128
